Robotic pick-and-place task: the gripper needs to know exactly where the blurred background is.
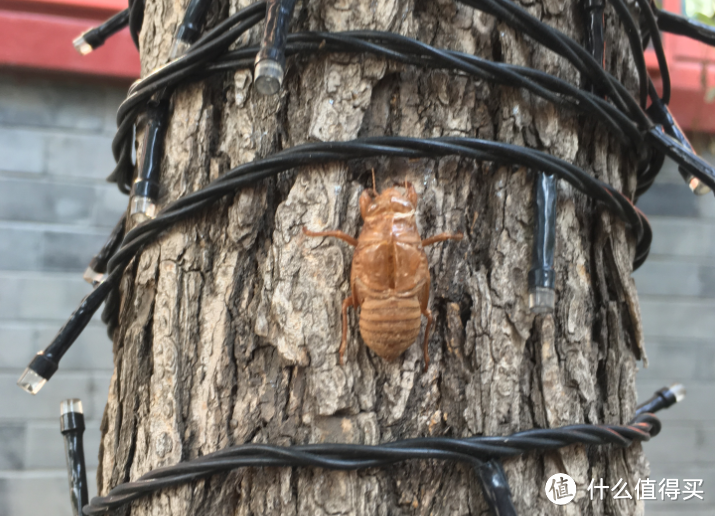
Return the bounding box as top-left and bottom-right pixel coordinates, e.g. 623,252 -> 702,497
0,0 -> 712,515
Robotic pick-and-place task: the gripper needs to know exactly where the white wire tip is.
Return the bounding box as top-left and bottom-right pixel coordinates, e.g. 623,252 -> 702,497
72,34 -> 94,55
169,39 -> 191,60
60,399 -> 84,415
688,177 -> 711,195
254,59 -> 284,96
668,383 -> 686,403
17,368 -> 47,395
529,287 -> 556,314
130,195 -> 158,223
83,266 -> 104,285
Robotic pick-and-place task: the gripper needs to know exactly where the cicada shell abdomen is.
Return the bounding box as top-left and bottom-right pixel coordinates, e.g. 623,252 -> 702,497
358,296 -> 422,360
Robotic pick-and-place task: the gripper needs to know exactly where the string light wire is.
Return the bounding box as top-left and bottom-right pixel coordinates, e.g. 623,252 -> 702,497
17,135 -> 652,395
83,394 -> 680,515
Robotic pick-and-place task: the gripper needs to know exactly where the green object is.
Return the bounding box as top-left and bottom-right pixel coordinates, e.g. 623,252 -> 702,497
684,0 -> 715,24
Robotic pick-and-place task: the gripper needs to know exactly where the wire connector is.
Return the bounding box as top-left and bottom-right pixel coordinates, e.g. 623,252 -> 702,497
647,94 -> 712,195
169,38 -> 192,60
71,9 -> 130,55
82,265 -> 104,285
529,171 -> 558,314
17,366 -> 49,395
60,399 -> 84,420
129,195 -> 158,223
635,383 -> 686,415
130,99 -> 170,223
170,0 -> 212,59
254,59 -> 285,95
254,0 -> 297,95
60,399 -> 88,516
18,276 -> 114,396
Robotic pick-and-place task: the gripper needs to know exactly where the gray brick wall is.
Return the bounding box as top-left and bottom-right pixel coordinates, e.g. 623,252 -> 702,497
0,72 -> 712,515
0,72 -> 124,516
634,159 -> 715,515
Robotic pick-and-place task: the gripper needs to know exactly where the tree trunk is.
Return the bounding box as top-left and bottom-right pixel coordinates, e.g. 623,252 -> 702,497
98,0 -> 649,514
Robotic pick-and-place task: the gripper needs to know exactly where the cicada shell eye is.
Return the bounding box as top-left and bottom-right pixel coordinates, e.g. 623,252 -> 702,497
359,190 -> 374,218
404,181 -> 419,207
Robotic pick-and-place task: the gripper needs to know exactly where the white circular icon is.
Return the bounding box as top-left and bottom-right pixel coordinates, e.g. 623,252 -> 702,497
545,473 -> 576,505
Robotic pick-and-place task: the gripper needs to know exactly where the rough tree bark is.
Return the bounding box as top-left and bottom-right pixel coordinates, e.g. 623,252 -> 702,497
98,0 -> 650,514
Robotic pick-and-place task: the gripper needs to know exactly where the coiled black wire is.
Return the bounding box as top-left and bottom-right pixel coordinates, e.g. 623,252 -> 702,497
83,412 -> 660,514
108,31 -> 645,193
106,0 -> 715,203
108,28 -> 644,193
35,135 -> 651,370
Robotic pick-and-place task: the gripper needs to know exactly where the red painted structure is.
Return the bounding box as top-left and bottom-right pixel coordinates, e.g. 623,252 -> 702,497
0,0 -> 139,80
0,0 -> 714,130
646,0 -> 715,131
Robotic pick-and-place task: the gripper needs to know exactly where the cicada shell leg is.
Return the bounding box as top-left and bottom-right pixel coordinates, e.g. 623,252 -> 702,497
421,308 -> 433,371
302,227 -> 358,247
417,281 -> 433,371
340,296 -> 355,365
421,232 -> 464,247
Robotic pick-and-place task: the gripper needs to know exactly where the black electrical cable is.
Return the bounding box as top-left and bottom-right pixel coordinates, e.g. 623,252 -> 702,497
105,0 -> 715,204
645,125 -> 715,193
106,104 -> 140,193
83,214 -> 127,285
73,9 -> 130,55
35,0 -> 703,385
170,0 -> 213,59
646,80 -> 712,194
126,3 -> 266,100
460,0 -> 715,195
21,2 -> 709,514
634,0 -> 714,196
476,460 -> 518,516
84,411 -> 663,514
127,0 -> 144,49
635,383 -> 685,415
17,272 -> 118,394
458,0 -> 646,119
633,0 -> 671,105
605,0 -> 649,108
27,5 -> 706,513
109,0 -> 643,148
108,29 -> 645,193
633,0 -> 713,194
348,1 -> 709,193
60,399 -> 88,516
112,0 -> 715,205
254,0 -> 298,94
105,4 -> 265,192
656,7 -> 715,47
